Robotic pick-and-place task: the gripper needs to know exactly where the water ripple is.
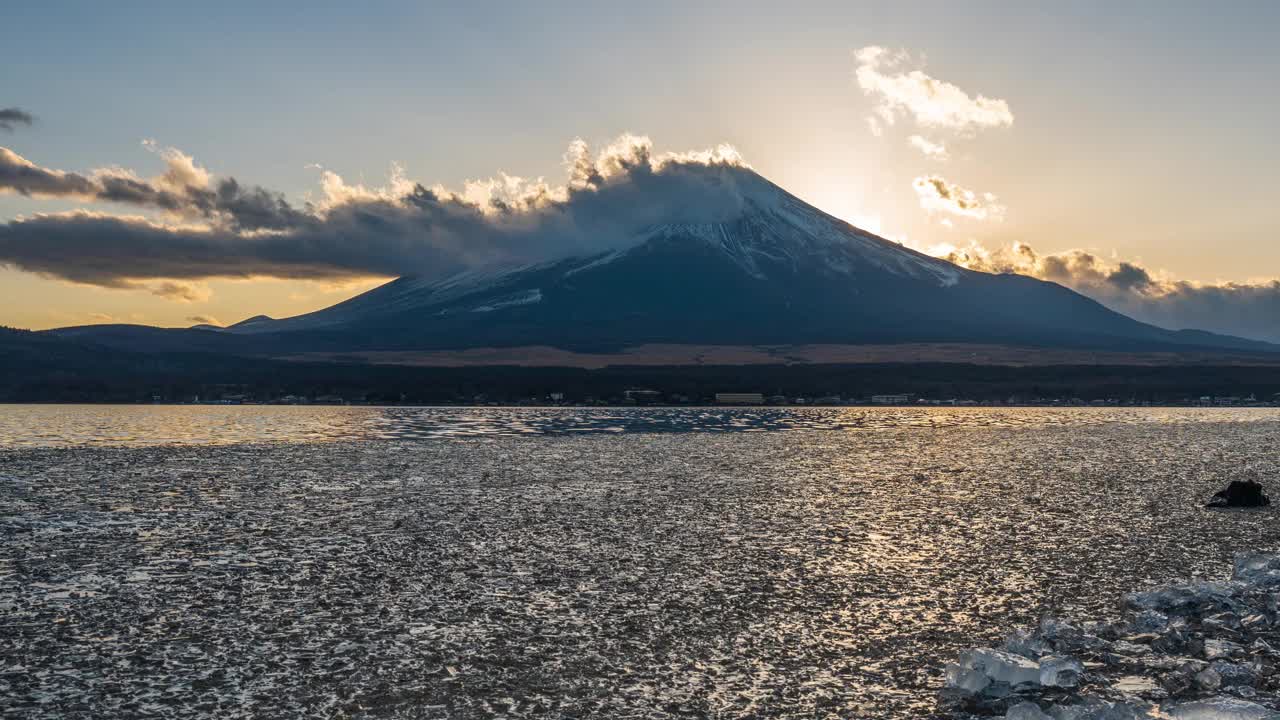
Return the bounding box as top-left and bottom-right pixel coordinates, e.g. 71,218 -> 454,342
2,405 -> 1280,447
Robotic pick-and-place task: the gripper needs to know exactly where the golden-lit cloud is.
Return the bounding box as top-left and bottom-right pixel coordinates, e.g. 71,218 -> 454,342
933,241 -> 1280,342
312,162 -> 416,209
143,139 -> 212,193
911,175 -> 1004,221
146,280 -> 212,302
854,46 -> 1013,134
186,314 -> 222,326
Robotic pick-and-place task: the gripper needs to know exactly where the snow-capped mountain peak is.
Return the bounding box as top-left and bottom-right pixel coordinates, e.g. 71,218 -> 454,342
191,165 -> 1272,356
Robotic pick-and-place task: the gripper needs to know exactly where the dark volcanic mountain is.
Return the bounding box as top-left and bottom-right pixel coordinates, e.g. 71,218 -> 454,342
48,167 -> 1274,356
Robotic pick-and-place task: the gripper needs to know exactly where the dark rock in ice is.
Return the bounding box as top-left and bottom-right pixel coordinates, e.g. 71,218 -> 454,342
1207,480 -> 1271,508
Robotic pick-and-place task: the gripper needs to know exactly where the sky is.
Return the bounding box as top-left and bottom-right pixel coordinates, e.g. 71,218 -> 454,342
3,1 -> 1279,339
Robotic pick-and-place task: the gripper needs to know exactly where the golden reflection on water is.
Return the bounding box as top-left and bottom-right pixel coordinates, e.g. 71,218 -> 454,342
2,404 -> 1280,447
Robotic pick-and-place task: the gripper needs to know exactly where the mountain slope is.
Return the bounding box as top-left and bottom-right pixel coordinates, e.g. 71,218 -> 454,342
47,166 -> 1276,356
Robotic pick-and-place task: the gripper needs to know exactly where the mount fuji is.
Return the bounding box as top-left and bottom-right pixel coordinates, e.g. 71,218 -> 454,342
49,166 -> 1274,358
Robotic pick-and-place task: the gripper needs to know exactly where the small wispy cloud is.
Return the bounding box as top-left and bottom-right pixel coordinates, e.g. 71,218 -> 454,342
907,135 -> 948,160
147,280 -> 211,303
0,108 -> 34,133
855,47 -> 1013,134
186,314 -> 222,326
911,175 -> 1004,221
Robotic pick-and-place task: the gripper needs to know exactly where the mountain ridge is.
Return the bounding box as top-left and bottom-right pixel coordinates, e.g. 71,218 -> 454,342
43,165 -> 1278,358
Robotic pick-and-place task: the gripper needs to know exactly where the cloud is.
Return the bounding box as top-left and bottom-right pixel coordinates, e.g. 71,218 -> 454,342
940,241 -> 1280,343
908,135 -> 948,160
0,135 -> 758,289
912,175 -> 1004,221
854,47 -> 1013,134
0,108 -> 34,133
911,133 -> 952,158
186,315 -> 222,326
147,280 -> 211,302
0,147 -> 99,197
0,144 -> 308,230
87,312 -> 115,323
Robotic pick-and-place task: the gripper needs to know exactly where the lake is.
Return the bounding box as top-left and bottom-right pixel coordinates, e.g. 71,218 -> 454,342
2,406 -> 1279,717
2,404 -> 1279,447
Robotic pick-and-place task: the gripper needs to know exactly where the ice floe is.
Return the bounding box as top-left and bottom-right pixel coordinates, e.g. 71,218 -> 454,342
945,553 -> 1280,719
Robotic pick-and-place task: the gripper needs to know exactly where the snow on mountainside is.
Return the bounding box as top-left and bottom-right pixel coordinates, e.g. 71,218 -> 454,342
660,170 -> 960,287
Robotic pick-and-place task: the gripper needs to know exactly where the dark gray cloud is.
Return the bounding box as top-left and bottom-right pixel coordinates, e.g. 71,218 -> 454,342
0,108 -> 34,132
945,242 -> 1280,343
0,148 -> 98,197
0,212 -> 382,284
0,137 -> 756,288
0,146 -> 308,230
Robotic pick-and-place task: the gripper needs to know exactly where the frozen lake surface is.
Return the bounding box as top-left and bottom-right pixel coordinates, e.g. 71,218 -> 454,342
2,407 -> 1279,717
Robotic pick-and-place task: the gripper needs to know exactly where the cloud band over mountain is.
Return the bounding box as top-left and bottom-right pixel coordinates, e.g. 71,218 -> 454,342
0,136 -> 754,287
2,134 -> 1276,342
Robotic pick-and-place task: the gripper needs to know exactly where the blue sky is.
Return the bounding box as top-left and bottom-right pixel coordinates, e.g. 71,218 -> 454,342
3,1 -> 1279,335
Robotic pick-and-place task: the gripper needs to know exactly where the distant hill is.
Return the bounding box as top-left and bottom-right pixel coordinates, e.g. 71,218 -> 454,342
0,326 -> 275,402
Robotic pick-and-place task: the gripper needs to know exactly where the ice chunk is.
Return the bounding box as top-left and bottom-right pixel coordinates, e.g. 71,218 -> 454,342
1112,640 -> 1154,657
1204,639 -> 1244,661
1240,614 -> 1269,632
1046,697 -> 1163,719
1203,611 -> 1242,631
1233,554 -> 1280,588
1041,617 -> 1082,639
945,663 -> 993,696
1195,667 -> 1223,692
1113,675 -> 1161,695
1166,696 -> 1280,720
1130,610 -> 1170,634
946,648 -> 1042,696
1209,660 -> 1256,687
1039,616 -> 1112,653
1006,627 -> 1048,659
1127,582 -> 1240,616
1008,702 -> 1053,720
1040,655 -> 1084,688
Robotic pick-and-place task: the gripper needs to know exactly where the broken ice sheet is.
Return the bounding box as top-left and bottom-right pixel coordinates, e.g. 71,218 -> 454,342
4,412 -> 1280,718
945,552 -> 1280,718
